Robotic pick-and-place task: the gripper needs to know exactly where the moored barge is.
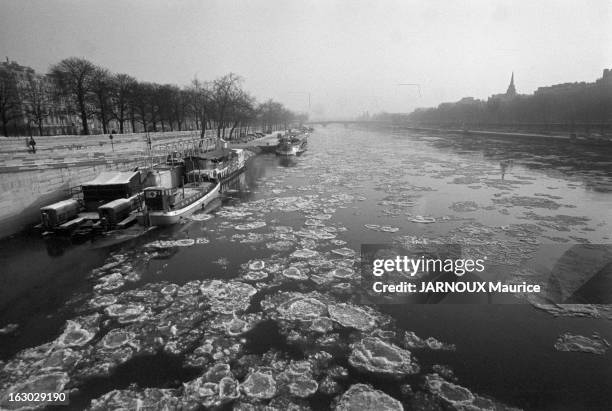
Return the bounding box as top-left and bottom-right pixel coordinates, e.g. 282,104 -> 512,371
276,133 -> 308,156
40,170 -> 145,235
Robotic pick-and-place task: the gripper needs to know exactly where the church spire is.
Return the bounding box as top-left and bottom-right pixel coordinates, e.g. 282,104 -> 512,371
506,71 -> 516,96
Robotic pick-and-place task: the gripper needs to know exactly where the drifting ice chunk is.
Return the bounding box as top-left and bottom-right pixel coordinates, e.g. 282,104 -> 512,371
235,221 -> 266,231
291,249 -> 319,259
241,371 -> 277,399
331,248 -> 356,257
349,337 -> 419,376
248,260 -> 265,271
241,271 -> 269,282
410,215 -> 436,224
336,383 -> 403,411
328,303 -> 377,331
283,267 -> 308,281
403,331 -> 456,351
554,332 -> 610,355
190,213 -> 214,221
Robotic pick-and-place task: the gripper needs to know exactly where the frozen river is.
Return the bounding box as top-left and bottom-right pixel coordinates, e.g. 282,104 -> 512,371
1,126 -> 611,410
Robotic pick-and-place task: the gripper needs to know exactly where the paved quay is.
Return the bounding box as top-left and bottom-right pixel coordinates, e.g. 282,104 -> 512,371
0,130 -> 286,174
0,131 -> 203,173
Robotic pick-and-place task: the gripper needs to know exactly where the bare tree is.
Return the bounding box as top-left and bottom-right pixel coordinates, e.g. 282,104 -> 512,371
155,84 -> 176,131
49,57 -> 97,135
21,74 -> 52,136
212,73 -> 243,138
189,77 -> 213,138
110,73 -> 136,134
258,99 -> 286,132
0,66 -> 21,136
227,90 -> 256,139
91,67 -> 113,134
130,82 -> 159,132
170,87 -> 190,131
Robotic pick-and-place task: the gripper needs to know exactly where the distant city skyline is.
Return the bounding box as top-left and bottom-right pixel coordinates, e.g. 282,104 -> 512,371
1,0 -> 610,117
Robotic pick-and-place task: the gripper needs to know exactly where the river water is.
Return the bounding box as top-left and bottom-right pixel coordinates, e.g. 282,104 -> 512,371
0,126 -> 611,410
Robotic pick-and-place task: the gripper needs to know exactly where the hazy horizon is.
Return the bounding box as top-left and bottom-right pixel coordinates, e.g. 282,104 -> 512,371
1,0 -> 610,118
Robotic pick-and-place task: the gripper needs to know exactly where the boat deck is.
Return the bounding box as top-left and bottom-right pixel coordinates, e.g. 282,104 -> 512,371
178,182 -> 216,199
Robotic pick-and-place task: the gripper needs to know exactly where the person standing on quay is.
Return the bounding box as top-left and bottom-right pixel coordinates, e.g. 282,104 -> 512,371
28,136 -> 37,154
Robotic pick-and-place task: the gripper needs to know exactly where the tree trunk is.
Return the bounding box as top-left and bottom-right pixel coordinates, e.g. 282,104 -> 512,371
38,122 -> 43,136
1,111 -> 8,137
130,111 -> 136,133
77,89 -> 89,135
101,110 -> 108,134
229,121 -> 238,139
200,113 -> 207,139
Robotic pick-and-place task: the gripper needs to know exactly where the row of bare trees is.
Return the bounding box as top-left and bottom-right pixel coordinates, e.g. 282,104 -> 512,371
0,57 -> 306,137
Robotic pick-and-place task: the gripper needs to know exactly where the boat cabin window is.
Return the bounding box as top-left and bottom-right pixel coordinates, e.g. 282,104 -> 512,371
144,188 -> 177,211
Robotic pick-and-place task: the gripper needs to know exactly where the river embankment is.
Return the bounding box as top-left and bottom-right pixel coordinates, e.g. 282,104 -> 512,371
0,129 -> 280,239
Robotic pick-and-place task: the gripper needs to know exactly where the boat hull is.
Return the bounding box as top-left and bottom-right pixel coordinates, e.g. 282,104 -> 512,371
147,183 -> 220,226
207,163 -> 247,183
276,142 -> 307,156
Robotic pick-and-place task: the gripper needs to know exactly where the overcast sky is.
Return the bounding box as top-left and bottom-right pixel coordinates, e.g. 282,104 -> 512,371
1,0 -> 610,118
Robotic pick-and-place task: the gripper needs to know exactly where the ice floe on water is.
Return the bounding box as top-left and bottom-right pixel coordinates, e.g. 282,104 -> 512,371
200,280 -> 257,314
235,221 -> 267,231
291,248 -> 319,259
364,224 -> 400,233
282,266 -> 308,281
0,323 -> 19,335
56,318 -> 98,348
331,247 -> 356,257
423,373 -> 518,410
403,331 -> 456,351
531,303 -> 612,320
409,215 -> 436,224
492,195 -> 568,210
328,303 -> 378,331
554,332 -> 610,355
336,383 -> 403,411
87,388 -> 181,410
241,370 -> 276,399
145,239 -> 195,249
450,201 -> 479,212
240,271 -> 269,282
248,260 -> 265,271
190,213 -> 214,221
349,337 -> 419,377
